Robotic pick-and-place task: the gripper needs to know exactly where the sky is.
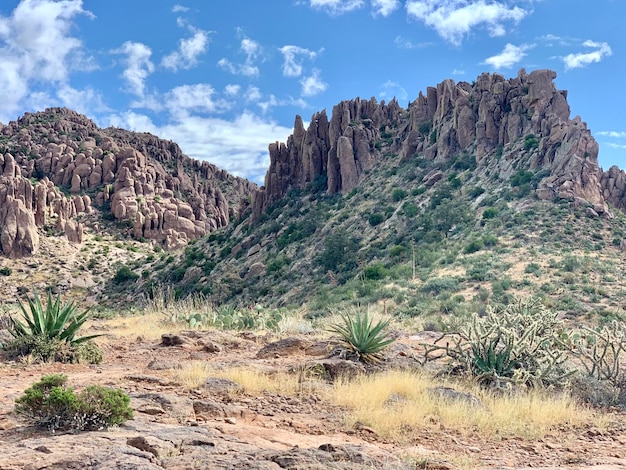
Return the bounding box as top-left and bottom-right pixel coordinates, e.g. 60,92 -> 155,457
0,0 -> 624,184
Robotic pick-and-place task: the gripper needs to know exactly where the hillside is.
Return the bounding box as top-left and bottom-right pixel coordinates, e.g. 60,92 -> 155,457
2,69 -> 626,319
0,108 -> 254,302
136,69 -> 626,324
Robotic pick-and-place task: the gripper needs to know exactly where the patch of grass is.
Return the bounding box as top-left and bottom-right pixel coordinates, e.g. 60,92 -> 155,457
330,370 -> 597,443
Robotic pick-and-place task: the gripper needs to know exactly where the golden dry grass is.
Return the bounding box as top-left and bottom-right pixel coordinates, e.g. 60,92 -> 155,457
172,363 -> 303,395
98,312 -> 178,341
329,370 -> 598,442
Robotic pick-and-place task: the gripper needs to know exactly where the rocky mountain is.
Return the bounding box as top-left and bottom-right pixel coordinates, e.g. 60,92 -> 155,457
144,69 -> 626,318
254,68 -> 618,221
0,108 -> 256,259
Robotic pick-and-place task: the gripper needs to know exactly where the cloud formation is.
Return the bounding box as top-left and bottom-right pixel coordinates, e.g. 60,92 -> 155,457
0,0 -> 93,118
115,41 -> 154,97
106,110 -> 292,184
406,0 -> 528,45
482,42 -> 532,69
162,28 -> 210,71
372,0 -> 400,16
218,34 -> 262,77
379,80 -> 408,102
309,0 -> 365,15
300,68 -> 328,96
597,131 -> 626,139
279,45 -> 318,77
563,40 -> 612,70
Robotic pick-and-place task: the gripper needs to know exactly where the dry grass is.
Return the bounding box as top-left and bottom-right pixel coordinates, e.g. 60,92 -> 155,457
99,312 -> 178,341
329,370 -> 599,443
172,363 -> 304,395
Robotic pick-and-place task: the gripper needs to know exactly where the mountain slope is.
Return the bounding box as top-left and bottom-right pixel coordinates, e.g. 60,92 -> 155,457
144,69 -> 626,322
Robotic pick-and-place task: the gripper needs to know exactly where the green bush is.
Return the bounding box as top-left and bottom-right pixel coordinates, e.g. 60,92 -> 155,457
368,213 -> 385,226
113,265 -> 139,284
363,262 -> 389,280
0,266 -> 11,276
524,134 -> 539,151
15,374 -> 132,432
328,309 -> 395,364
392,188 -> 407,202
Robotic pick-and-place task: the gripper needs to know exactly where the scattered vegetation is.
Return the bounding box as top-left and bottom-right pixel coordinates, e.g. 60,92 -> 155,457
15,374 -> 132,432
5,292 -> 102,364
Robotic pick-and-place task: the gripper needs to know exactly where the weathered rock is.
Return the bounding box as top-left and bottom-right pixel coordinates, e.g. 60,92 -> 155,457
253,69 -> 616,222
0,107 -> 257,257
257,337 -> 313,359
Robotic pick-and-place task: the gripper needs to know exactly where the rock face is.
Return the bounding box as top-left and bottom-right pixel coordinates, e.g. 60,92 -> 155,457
252,69 -> 621,221
0,108 -> 256,257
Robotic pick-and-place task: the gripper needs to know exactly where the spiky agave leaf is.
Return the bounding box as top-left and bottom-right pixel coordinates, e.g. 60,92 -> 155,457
328,310 -> 395,364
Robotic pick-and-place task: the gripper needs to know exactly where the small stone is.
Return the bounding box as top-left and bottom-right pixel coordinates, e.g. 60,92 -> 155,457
225,417 -> 237,425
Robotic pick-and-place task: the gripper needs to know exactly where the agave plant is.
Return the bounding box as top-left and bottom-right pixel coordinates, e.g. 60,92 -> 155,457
328,310 -> 395,364
9,291 -> 100,345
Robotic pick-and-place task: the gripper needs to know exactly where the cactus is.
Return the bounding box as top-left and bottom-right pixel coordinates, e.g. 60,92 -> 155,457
422,298 -> 574,388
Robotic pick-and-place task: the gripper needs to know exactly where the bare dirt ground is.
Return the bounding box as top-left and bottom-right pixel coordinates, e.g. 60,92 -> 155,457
1,324 -> 626,470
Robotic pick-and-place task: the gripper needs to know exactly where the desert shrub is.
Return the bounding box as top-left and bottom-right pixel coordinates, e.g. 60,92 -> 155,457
328,309 -> 395,364
464,239 -> 484,254
368,213 -> 385,226
0,266 -> 11,276
363,262 -> 389,280
392,188 -> 407,202
418,120 -> 432,135
468,186 -> 485,198
510,169 -> 533,187
15,374 -> 132,432
421,277 -> 459,295
113,265 -> 139,284
422,298 -> 573,388
524,134 -> 539,151
5,292 -> 102,364
389,245 -> 407,258
482,208 -> 497,219
561,256 -> 581,273
317,229 -> 359,274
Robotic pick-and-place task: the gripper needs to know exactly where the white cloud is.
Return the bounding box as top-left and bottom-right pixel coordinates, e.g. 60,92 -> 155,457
56,85 -> 109,114
405,0 -> 528,45
0,0 -> 93,118
279,45 -> 318,77
164,84 -> 230,116
115,41 -> 154,97
105,111 -> 292,184
393,35 -> 433,49
172,4 -> 189,12
597,131 -> 626,138
372,0 -> 400,16
452,68 -> 465,75
563,40 -> 612,70
218,34 -> 262,77
244,85 -> 262,102
482,42 -> 532,69
605,142 -> 626,150
379,80 -> 408,101
300,68 -> 328,96
310,0 -> 364,15
162,28 -> 210,71
224,84 -> 241,96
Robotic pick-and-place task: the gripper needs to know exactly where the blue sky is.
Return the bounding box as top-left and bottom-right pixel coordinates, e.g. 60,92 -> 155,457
0,0 -> 624,184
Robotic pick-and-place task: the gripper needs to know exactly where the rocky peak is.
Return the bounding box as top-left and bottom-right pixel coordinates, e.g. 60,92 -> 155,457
252,69 -> 618,222
0,107 -> 256,257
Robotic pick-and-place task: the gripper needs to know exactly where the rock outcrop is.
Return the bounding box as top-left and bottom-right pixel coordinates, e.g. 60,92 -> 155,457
0,108 -> 256,256
252,69 -> 619,221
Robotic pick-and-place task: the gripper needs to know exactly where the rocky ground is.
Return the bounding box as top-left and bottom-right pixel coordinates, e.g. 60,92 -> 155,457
1,325 -> 626,470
